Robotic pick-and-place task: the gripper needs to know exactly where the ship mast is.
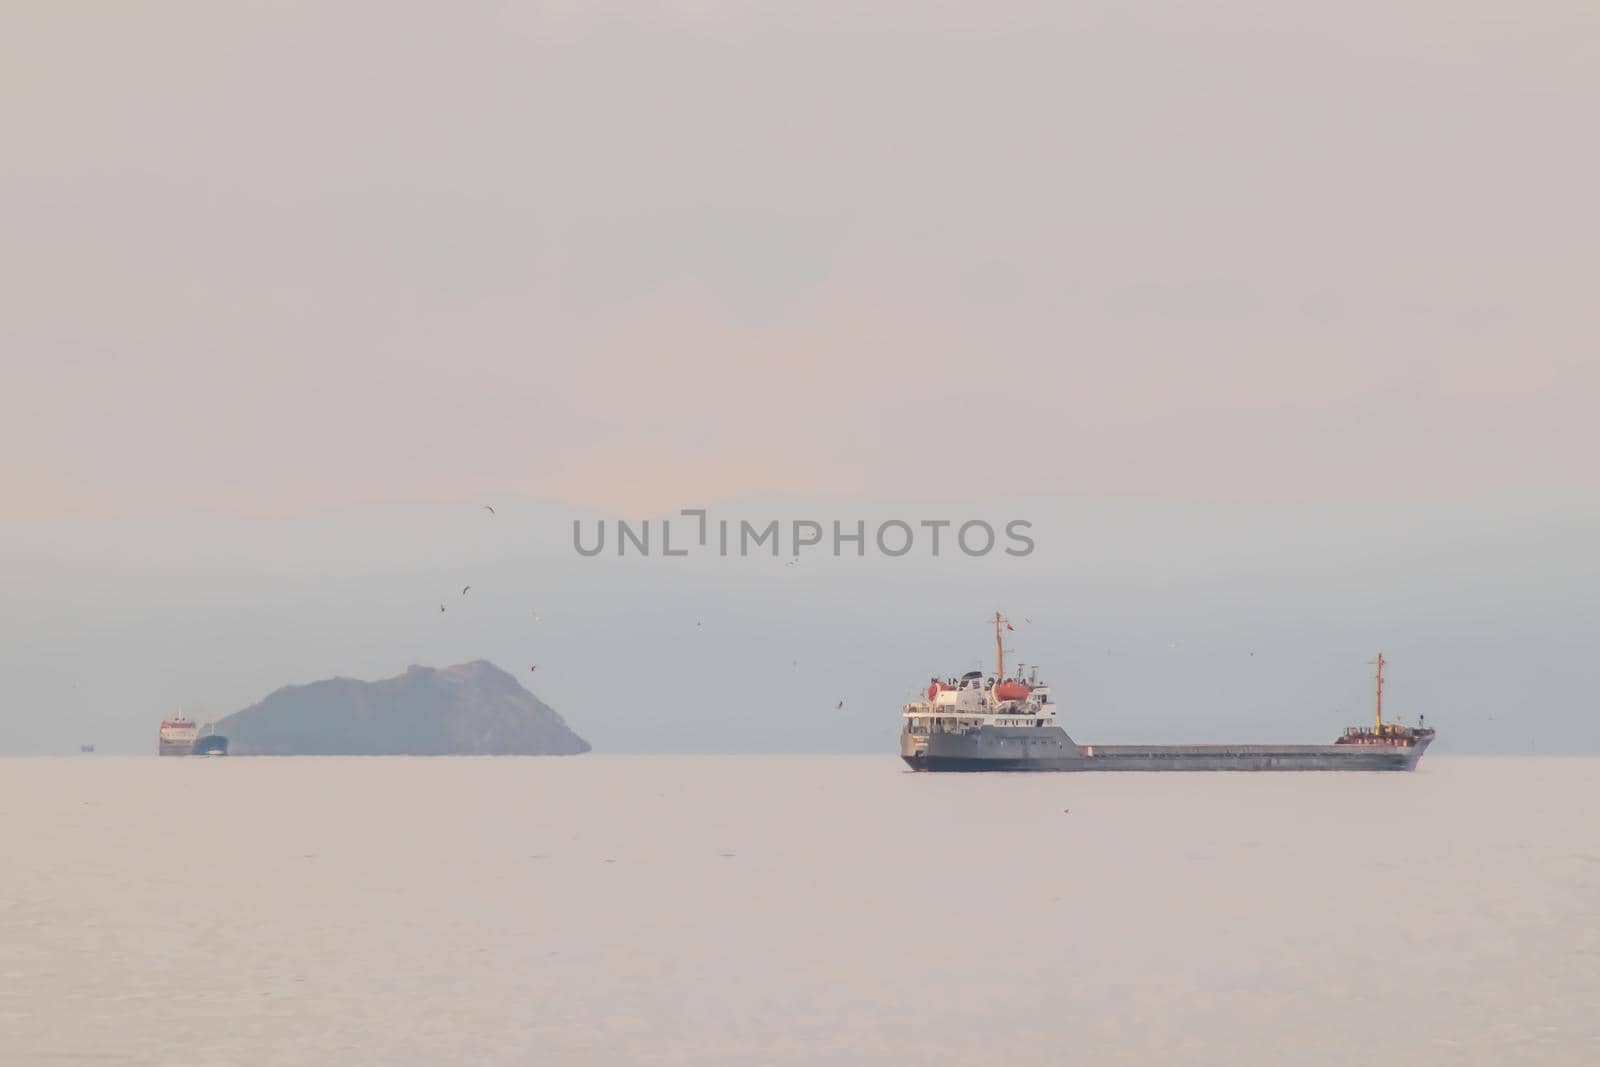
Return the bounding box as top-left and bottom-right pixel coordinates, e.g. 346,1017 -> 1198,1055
994,611 -> 1005,679
1372,652 -> 1386,732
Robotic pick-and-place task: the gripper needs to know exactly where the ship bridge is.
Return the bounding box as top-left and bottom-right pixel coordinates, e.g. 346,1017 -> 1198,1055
902,675 -> 1056,736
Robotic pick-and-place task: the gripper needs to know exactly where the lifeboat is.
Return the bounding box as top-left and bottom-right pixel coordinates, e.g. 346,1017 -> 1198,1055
993,680 -> 1033,702
926,681 -> 957,700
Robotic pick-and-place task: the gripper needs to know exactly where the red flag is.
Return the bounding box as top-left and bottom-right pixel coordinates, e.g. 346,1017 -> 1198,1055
1006,622 -> 1015,631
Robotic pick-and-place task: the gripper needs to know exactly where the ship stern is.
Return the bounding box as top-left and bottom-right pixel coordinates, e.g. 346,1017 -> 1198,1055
900,724 -> 930,770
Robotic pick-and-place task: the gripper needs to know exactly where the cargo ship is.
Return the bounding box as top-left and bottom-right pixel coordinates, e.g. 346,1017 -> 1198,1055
158,711 -> 199,756
193,725 -> 229,756
900,615 -> 1434,772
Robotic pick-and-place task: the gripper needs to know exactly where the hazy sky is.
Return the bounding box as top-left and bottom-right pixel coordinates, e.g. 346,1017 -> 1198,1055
3,4 -> 1597,754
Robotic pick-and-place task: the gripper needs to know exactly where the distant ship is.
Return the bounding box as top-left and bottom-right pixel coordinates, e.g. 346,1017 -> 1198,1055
158,711 -> 199,757
900,615 -> 1434,772
193,725 -> 229,756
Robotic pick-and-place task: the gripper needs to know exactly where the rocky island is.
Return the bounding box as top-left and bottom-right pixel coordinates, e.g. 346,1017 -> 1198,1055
214,660 -> 590,756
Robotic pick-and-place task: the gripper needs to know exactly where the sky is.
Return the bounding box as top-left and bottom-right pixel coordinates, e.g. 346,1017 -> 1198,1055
2,3 -> 1597,754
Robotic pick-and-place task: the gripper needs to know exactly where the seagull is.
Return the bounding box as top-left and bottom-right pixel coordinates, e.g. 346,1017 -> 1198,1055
482,505 -> 495,515
836,700 -> 845,710
440,604 -> 446,613
696,620 -> 703,630
461,585 -> 471,596
1024,617 -> 1033,624
785,557 -> 799,567
529,665 -> 538,672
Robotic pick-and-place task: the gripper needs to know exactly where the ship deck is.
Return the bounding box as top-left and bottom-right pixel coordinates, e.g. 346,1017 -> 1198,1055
902,726 -> 1430,771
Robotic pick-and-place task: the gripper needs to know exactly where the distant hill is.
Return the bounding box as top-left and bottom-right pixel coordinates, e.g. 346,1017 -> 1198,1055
215,661 -> 590,756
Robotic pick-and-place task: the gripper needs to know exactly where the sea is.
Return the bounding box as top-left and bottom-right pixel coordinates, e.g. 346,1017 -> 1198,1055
3,756 -> 1597,1066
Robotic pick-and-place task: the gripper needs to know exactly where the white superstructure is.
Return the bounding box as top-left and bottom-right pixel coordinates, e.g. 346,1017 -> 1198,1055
902,668 -> 1056,736
158,710 -> 199,756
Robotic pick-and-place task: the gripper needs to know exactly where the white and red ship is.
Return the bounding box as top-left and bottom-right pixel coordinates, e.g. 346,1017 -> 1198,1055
158,711 -> 199,756
901,614 -> 1434,771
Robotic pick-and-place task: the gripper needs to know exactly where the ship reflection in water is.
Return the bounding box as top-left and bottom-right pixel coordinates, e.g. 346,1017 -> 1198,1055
902,616 -> 1434,772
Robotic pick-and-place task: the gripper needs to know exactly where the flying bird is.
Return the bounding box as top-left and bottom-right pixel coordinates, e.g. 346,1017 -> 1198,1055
785,558 -> 799,567
440,604 -> 446,613
836,700 -> 845,710
482,505 -> 495,515
461,585 -> 471,596
530,665 -> 538,672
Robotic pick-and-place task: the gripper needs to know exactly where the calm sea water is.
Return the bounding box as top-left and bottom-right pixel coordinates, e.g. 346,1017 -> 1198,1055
3,756 -> 1597,1065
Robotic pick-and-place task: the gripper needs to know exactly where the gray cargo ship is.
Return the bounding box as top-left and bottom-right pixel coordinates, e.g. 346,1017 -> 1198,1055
901,617 -> 1434,772
193,725 -> 229,756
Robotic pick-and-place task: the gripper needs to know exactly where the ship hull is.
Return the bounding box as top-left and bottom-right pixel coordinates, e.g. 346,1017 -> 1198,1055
158,739 -> 195,757
902,725 -> 1430,772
